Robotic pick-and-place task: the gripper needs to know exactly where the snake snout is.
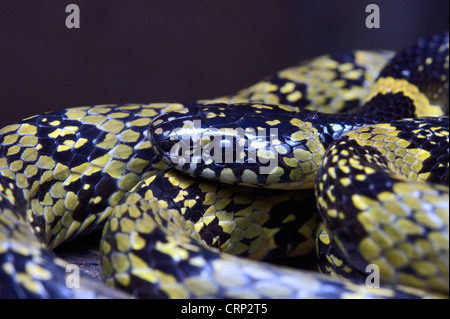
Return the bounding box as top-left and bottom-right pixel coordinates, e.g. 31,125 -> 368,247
148,113 -> 199,167
148,114 -> 177,160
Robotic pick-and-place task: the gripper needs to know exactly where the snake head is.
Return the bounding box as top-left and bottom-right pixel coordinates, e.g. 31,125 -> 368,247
148,102 -> 327,189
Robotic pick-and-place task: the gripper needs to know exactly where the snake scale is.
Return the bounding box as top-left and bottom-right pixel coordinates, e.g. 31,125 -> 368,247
0,32 -> 448,299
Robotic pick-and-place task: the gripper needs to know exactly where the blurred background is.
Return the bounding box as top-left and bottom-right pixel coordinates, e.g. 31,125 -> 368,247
0,0 -> 448,128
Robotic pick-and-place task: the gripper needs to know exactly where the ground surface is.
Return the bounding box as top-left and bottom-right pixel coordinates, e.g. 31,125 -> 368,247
55,231 -> 104,281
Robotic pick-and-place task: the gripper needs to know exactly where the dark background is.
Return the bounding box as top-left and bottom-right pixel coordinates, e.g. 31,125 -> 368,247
0,0 -> 448,128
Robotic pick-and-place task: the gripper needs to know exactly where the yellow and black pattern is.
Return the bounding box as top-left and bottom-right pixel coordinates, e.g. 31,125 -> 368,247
0,103 -> 187,297
128,169 -> 320,262
0,168 -> 130,298
149,35 -> 447,191
0,32 -> 449,298
0,103 -> 188,250
99,170 -> 441,299
315,222 -> 363,280
144,32 -> 449,296
316,117 -> 449,292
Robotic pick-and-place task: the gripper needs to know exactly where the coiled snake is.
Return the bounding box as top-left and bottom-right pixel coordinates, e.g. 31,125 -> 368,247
0,32 -> 448,298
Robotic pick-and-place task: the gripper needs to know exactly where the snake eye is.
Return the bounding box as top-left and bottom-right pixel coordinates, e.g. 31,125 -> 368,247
160,140 -> 175,153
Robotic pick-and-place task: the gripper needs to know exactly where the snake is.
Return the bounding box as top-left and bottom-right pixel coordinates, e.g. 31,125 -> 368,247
0,32 -> 448,299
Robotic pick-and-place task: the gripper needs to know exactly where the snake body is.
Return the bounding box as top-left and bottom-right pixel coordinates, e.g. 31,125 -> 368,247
0,32 -> 448,298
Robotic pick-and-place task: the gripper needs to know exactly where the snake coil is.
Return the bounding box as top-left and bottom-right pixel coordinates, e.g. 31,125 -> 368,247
0,32 -> 448,298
